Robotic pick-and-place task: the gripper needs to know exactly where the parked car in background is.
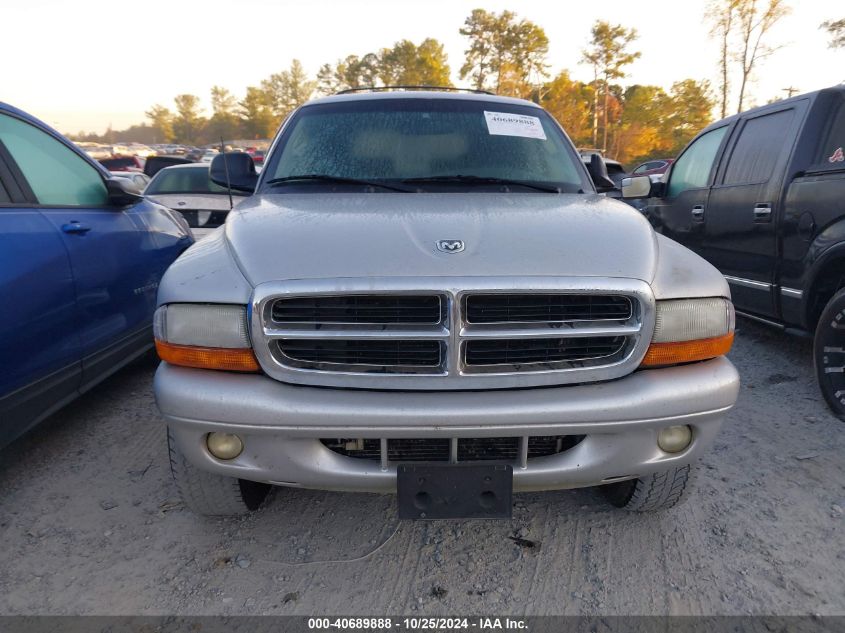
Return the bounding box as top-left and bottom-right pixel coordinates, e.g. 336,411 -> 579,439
144,155 -> 192,178
631,159 -> 674,177
127,143 -> 155,158
628,85 -> 845,419
144,162 -> 245,239
75,141 -> 111,159
0,102 -> 192,449
579,150 -> 626,187
110,170 -> 150,193
247,148 -> 265,164
199,149 -> 219,163
99,155 -> 145,172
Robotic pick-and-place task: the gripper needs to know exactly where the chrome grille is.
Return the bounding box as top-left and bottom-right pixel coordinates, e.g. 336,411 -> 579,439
252,277 -> 655,390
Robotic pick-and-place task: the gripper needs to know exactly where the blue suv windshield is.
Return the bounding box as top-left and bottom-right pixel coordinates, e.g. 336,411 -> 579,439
260,98 -> 591,194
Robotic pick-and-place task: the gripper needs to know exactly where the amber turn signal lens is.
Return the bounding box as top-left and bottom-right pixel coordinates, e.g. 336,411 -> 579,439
640,332 -> 734,368
155,340 -> 260,372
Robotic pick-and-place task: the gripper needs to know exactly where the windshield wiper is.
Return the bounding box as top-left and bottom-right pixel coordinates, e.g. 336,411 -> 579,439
264,174 -> 410,192
400,175 -> 561,193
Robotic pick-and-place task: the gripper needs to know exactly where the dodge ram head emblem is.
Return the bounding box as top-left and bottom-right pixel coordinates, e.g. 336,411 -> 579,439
436,239 -> 465,253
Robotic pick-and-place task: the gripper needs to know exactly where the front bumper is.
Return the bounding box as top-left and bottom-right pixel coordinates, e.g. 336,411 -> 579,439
155,357 -> 739,493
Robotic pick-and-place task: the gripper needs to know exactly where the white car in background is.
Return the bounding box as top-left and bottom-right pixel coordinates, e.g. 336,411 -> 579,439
144,163 -> 244,239
199,149 -> 219,163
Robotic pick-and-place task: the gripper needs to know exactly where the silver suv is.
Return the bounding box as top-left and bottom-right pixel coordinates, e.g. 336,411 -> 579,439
153,89 -> 739,518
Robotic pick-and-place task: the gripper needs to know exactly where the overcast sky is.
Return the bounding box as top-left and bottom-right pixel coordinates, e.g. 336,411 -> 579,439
2,0 -> 842,134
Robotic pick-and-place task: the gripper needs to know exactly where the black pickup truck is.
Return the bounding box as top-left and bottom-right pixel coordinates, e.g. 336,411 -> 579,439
626,85 -> 845,419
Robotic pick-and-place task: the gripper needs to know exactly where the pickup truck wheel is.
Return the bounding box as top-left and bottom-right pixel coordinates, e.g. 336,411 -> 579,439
167,428 -> 271,516
814,287 -> 845,420
601,464 -> 695,512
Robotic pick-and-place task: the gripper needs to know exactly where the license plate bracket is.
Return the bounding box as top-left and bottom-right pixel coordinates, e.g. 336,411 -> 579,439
397,463 -> 513,520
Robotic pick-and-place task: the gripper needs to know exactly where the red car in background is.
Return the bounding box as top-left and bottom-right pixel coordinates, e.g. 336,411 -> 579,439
246,147 -> 265,164
630,158 -> 674,177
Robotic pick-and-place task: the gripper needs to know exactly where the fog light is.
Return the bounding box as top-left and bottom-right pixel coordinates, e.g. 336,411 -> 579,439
657,425 -> 692,453
206,433 -> 243,460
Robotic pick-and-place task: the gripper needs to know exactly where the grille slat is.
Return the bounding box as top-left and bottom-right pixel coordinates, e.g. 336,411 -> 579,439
465,336 -> 626,366
278,339 -> 442,368
466,294 -> 632,324
321,436 -> 585,462
273,295 -> 442,324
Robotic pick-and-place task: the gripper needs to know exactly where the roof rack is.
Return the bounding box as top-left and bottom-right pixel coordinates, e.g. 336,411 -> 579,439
335,85 -> 495,96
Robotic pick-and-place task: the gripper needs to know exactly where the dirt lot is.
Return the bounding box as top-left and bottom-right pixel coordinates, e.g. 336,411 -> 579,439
0,318 -> 842,616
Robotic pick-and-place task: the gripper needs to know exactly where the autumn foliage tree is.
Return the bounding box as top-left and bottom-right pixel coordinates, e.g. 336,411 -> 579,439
459,9 -> 548,97
581,21 -> 641,151
125,9 -> 718,160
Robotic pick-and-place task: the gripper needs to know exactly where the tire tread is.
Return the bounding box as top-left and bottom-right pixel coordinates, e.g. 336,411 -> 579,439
167,428 -> 261,516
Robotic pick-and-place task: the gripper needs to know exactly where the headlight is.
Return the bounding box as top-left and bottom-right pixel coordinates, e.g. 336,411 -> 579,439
641,298 -> 734,367
153,304 -> 259,372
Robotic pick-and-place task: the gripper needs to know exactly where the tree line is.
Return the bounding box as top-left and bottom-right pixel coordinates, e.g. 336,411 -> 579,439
71,4 -> 840,166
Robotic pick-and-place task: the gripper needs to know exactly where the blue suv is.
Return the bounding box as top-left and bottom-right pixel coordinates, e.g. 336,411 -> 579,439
0,103 -> 193,448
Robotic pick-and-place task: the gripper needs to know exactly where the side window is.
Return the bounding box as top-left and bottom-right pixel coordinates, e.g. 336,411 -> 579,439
0,113 -> 108,206
817,100 -> 845,166
722,109 -> 795,185
666,126 -> 728,197
633,164 -> 647,174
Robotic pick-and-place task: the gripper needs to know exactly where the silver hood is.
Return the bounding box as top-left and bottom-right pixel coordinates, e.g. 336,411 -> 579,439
224,193 -> 659,286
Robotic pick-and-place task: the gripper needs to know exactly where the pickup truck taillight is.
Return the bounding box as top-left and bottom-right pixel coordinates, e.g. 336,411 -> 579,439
153,304 -> 260,372
641,298 -> 735,367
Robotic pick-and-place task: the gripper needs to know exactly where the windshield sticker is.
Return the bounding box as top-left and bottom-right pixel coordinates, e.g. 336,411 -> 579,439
829,147 -> 844,163
484,111 -> 547,140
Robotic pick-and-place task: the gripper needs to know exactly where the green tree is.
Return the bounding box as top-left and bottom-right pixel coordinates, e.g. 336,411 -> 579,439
581,21 -> 641,152
378,39 -> 451,86
144,104 -> 174,143
666,79 -> 715,155
821,17 -> 845,48
238,86 -> 276,139
172,94 -> 205,144
208,86 -> 240,142
317,54 -> 380,94
459,9 -> 549,97
262,59 -> 316,119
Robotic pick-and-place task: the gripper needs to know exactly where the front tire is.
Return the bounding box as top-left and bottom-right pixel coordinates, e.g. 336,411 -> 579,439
814,288 -> 845,420
167,428 -> 271,516
601,464 -> 696,512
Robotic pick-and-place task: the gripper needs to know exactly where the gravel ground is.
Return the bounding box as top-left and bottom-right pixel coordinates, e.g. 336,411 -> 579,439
0,318 -> 843,616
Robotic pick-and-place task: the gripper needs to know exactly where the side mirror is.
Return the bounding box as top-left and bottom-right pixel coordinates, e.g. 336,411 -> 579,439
621,175 -> 652,199
106,177 -> 144,206
210,153 -> 258,193
586,153 -> 616,192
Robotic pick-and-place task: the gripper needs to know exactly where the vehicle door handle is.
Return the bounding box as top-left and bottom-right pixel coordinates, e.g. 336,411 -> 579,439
691,205 -> 705,222
61,222 -> 92,234
753,203 -> 772,223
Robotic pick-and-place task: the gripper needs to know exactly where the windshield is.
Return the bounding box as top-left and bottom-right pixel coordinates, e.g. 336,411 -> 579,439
145,166 -> 231,195
260,98 -> 590,193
